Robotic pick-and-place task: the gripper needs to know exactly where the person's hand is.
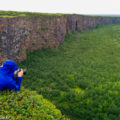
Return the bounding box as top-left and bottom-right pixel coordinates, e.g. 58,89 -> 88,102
18,69 -> 24,77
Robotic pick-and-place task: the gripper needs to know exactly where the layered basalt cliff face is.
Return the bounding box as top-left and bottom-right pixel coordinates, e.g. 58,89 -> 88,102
0,15 -> 120,63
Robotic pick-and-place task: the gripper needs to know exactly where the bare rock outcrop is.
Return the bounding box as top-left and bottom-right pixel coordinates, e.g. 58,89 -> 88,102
0,15 -> 120,63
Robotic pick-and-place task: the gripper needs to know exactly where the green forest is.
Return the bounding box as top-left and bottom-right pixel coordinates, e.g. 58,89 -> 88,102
1,23 -> 120,120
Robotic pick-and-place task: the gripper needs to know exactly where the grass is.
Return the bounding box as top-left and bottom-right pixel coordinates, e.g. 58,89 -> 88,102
18,24 -> 120,120
0,10 -> 118,18
0,10 -> 64,17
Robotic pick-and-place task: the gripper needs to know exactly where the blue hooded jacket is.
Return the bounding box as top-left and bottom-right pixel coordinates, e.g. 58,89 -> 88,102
0,60 -> 22,91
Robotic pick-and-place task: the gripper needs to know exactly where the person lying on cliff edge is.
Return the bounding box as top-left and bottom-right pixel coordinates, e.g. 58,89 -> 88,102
0,59 -> 24,91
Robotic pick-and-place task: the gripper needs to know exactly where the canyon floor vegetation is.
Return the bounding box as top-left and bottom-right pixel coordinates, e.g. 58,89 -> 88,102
19,24 -> 120,120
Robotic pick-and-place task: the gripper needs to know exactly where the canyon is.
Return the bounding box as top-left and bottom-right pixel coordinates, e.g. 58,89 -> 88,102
0,15 -> 120,64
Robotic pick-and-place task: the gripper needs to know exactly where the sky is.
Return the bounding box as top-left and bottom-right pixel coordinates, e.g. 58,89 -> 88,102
1,0 -> 120,15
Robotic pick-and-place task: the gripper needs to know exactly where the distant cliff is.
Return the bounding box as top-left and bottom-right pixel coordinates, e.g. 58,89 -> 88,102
0,15 -> 120,63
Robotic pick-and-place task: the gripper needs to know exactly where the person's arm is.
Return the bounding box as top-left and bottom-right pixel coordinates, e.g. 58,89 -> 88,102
7,70 -> 23,91
7,77 -> 23,91
13,76 -> 21,83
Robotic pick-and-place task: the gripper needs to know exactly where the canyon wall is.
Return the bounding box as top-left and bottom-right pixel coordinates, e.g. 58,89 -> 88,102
0,15 -> 120,63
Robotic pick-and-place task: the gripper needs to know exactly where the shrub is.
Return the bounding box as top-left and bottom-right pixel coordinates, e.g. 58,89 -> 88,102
66,81 -> 120,120
0,87 -> 67,120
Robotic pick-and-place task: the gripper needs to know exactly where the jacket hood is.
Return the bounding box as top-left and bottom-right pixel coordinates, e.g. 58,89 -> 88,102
1,60 -> 18,75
